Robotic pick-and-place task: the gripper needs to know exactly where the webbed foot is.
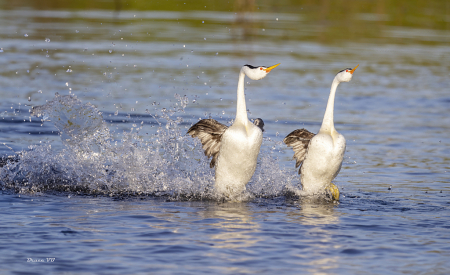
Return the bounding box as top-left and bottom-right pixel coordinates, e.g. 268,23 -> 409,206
326,183 -> 340,201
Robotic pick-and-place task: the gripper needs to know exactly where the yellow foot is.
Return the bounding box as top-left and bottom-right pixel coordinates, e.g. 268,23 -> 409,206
326,183 -> 340,201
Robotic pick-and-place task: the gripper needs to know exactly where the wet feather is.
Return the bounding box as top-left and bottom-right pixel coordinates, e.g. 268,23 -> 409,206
283,128 -> 315,174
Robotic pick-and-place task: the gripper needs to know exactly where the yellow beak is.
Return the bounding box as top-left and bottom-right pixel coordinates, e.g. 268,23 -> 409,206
264,63 -> 280,73
350,64 -> 359,74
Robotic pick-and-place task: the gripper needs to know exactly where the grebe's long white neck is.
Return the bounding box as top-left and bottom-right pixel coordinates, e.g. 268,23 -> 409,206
235,69 -> 248,124
320,78 -> 340,134
319,64 -> 359,134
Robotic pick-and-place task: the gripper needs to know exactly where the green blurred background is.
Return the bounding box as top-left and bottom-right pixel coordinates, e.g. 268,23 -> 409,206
3,0 -> 449,45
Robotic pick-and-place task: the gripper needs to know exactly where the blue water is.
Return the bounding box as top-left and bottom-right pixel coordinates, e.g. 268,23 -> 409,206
1,5 -> 450,275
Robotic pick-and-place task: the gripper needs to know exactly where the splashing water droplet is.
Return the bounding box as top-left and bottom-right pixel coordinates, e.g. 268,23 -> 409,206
45,38 -> 50,43
24,34 -> 28,37
109,50 -> 112,53
38,90 -> 42,93
76,30 -> 79,33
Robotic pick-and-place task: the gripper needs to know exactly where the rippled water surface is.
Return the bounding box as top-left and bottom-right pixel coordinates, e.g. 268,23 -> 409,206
1,1 -> 449,274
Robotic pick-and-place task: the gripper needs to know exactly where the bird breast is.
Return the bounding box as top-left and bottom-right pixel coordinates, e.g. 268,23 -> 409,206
222,122 -> 262,155
302,132 -> 346,180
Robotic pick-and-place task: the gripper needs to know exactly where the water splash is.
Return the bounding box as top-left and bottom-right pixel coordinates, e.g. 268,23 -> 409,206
0,93 -> 332,201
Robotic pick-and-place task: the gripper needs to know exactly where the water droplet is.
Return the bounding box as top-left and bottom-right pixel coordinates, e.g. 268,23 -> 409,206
203,38 -> 206,40
28,97 -> 31,101
27,70 -> 29,73
262,29 -> 265,31
122,54 -> 124,56
191,50 -> 193,53
46,54 -> 49,57
75,30 -> 79,33
133,65 -> 137,68
183,45 -> 185,47
220,98 -> 223,101
24,34 -> 28,37
192,99 -> 196,103
103,72 -> 106,76
216,52 -> 218,55
38,90 -> 42,93
45,38 -> 50,43
202,21 -> 204,23
66,69 -> 72,72
109,50 -> 112,53
114,110 -> 118,115
276,18 -> 278,21
65,82 -> 69,86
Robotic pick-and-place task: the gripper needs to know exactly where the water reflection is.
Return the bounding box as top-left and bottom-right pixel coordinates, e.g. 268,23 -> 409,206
201,202 -> 261,250
286,200 -> 342,273
289,199 -> 340,226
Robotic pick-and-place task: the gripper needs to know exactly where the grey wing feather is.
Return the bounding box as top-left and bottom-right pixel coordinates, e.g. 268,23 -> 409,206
187,119 -> 228,168
283,128 -> 315,174
253,118 -> 264,132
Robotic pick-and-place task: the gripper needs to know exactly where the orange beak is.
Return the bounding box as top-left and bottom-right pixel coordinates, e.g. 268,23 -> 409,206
264,63 -> 280,73
349,64 -> 359,74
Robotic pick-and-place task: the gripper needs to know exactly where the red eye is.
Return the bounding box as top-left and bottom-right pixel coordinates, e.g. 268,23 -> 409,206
260,67 -> 263,70
345,70 -> 348,72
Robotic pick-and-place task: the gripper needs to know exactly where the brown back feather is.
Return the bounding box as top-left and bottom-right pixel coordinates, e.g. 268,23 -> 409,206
187,119 -> 228,168
283,128 -> 315,174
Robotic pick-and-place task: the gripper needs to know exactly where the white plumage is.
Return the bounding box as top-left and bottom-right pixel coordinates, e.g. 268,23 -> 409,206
284,65 -> 359,200
188,64 -> 279,198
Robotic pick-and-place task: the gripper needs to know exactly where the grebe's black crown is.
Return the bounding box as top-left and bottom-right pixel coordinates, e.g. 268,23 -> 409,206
337,68 -> 352,74
244,64 -> 262,69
